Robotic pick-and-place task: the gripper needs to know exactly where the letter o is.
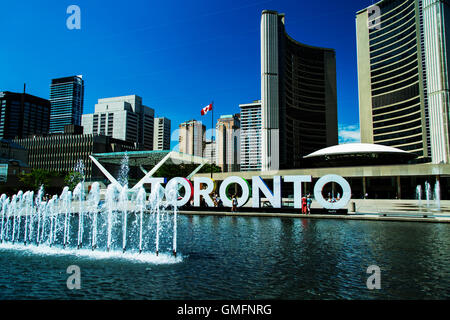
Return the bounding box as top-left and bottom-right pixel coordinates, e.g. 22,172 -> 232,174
314,175 -> 351,210
165,178 -> 193,207
219,176 -> 250,207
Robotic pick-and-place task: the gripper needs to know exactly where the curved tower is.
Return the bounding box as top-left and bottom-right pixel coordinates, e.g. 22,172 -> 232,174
261,10 -> 338,171
357,0 -> 450,163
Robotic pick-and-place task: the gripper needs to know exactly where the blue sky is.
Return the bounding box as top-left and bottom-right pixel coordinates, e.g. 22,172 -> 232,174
0,0 -> 374,145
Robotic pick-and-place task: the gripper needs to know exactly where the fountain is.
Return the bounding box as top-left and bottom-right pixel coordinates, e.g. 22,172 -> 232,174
149,184 -> 165,256
0,155 -> 181,263
421,181 -> 442,213
60,186 -> 72,248
120,185 -> 128,253
425,181 -> 432,208
434,180 -> 441,212
88,182 -> 100,251
165,184 -> 178,257
136,187 -> 146,254
416,185 -> 422,208
118,152 -> 129,187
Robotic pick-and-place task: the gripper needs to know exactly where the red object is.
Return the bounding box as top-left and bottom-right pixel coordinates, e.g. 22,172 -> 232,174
201,103 -> 213,116
301,197 -> 307,214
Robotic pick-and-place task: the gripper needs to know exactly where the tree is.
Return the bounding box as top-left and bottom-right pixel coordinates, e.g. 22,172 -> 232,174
18,169 -> 58,192
198,164 -> 222,175
153,163 -> 222,180
64,171 -> 84,191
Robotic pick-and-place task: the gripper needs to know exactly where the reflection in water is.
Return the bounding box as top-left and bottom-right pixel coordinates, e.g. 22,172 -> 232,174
0,216 -> 449,300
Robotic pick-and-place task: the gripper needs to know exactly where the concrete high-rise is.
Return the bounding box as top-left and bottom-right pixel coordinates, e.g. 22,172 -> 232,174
216,114 -> 240,172
356,0 -> 450,163
240,101 -> 262,172
82,95 -> 154,150
153,117 -> 171,151
49,75 -> 84,133
178,120 -> 205,157
261,10 -> 338,171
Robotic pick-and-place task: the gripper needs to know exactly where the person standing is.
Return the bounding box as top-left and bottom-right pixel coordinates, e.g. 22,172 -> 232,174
213,194 -> 218,207
217,196 -> 224,208
306,195 -> 313,215
301,196 -> 307,214
231,195 -> 238,213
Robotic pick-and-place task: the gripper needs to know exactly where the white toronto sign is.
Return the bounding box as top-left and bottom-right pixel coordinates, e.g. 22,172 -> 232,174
146,174 -> 351,210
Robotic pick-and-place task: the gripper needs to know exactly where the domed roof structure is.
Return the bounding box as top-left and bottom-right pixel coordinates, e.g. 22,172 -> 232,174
303,143 -> 417,167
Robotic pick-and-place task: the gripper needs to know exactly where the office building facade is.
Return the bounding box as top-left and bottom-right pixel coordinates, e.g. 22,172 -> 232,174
153,117 -> 171,151
14,129 -> 137,180
0,139 -> 29,184
82,95 -> 155,150
240,101 -> 262,172
0,91 -> 51,140
357,0 -> 450,163
261,10 -> 338,171
178,120 -> 205,157
216,114 -> 240,172
49,75 -> 84,133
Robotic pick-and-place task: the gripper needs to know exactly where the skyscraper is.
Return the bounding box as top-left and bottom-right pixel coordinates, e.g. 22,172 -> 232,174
82,95 -> 154,150
216,114 -> 240,172
261,10 -> 338,171
178,120 -> 205,157
240,101 -> 262,171
153,117 -> 171,151
49,75 -> 84,133
0,91 -> 50,139
356,0 -> 450,163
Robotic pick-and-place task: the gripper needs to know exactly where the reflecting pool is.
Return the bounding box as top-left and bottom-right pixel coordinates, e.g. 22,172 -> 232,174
0,216 -> 449,300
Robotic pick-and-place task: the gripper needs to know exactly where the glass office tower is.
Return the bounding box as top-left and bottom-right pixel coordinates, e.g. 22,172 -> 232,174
49,75 -> 84,133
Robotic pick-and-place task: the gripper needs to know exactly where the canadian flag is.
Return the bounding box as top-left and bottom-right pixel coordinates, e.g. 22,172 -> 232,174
201,103 -> 213,116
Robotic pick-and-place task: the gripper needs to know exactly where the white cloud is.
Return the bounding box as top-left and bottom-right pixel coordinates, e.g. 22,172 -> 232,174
338,124 -> 361,144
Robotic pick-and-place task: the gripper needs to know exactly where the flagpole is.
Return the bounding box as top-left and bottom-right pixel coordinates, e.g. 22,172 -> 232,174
211,101 -> 214,179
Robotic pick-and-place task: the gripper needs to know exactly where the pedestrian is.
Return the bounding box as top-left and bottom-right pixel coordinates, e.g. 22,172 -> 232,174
306,194 -> 312,214
301,195 -> 307,214
217,196 -> 224,208
231,195 -> 238,213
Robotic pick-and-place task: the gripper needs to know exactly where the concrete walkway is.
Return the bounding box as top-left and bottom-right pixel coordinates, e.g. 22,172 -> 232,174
179,210 -> 450,224
350,199 -> 450,215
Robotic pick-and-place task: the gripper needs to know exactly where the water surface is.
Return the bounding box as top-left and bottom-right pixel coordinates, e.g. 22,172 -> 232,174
0,216 -> 449,300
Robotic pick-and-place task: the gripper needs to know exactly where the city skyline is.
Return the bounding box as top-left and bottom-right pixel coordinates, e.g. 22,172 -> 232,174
0,0 -> 375,146
1,1 -> 450,304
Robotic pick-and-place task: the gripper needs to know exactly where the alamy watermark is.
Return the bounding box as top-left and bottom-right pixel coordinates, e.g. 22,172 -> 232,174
368,5 -> 381,31
66,265 -> 81,290
66,5 -> 81,30
366,265 -> 381,290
